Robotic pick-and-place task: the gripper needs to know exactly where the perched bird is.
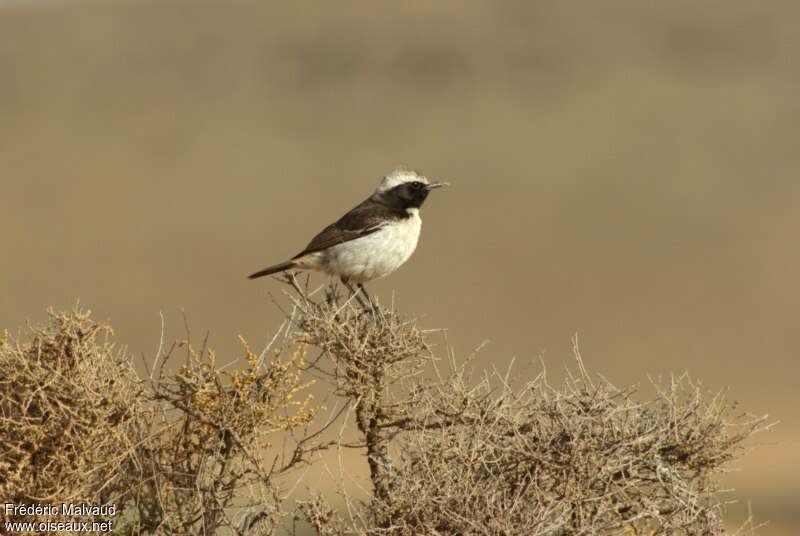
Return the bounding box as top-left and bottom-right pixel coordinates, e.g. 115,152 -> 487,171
248,168 -> 448,305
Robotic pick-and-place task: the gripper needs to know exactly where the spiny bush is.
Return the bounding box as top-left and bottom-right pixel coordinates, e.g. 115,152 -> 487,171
282,277 -> 769,536
0,306 -> 320,535
129,333 -> 320,534
0,281 -> 770,535
0,308 -> 147,526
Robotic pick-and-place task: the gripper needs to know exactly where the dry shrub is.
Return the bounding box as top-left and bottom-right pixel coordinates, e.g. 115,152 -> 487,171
282,277 -> 770,536
375,360 -> 762,535
0,306 -> 321,535
128,330 -> 321,534
0,307 -> 147,525
0,283 -> 770,536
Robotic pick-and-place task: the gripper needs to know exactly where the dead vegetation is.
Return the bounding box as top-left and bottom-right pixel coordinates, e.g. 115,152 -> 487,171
127,326 -> 320,533
0,280 -> 770,535
0,309 -> 147,524
285,276 -> 769,535
0,306 -> 319,534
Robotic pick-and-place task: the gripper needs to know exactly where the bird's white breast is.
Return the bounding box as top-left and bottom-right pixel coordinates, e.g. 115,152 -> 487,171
324,208 -> 422,283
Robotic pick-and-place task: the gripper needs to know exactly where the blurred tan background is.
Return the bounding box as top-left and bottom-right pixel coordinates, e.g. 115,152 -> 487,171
1,1 -> 798,533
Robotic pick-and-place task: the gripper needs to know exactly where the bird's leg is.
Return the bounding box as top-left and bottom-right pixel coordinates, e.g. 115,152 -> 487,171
358,283 -> 380,314
340,277 -> 369,309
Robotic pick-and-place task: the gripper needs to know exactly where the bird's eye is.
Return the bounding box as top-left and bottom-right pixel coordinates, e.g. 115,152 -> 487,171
412,182 -> 424,190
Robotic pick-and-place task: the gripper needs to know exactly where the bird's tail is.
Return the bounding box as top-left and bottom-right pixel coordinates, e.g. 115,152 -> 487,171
248,260 -> 297,280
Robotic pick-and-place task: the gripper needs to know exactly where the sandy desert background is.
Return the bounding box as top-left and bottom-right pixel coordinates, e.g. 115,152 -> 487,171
1,1 -> 798,533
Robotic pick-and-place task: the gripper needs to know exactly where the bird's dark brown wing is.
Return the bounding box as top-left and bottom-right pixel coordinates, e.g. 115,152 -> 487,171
292,198 -> 406,258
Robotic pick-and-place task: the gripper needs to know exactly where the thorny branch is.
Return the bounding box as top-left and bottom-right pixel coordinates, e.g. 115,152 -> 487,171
282,278 -> 772,536
0,282 -> 774,536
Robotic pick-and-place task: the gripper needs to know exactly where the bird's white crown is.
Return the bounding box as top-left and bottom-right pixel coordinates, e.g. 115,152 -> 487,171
375,168 -> 428,194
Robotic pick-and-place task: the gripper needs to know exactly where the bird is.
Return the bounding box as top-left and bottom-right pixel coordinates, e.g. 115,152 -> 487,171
248,168 -> 448,306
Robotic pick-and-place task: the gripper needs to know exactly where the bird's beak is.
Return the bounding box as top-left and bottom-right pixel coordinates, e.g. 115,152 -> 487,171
426,181 -> 450,190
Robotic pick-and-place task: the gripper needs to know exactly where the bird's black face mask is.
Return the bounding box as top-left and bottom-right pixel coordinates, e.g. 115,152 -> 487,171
397,181 -> 431,208
384,181 -> 436,210
379,180 -> 448,211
